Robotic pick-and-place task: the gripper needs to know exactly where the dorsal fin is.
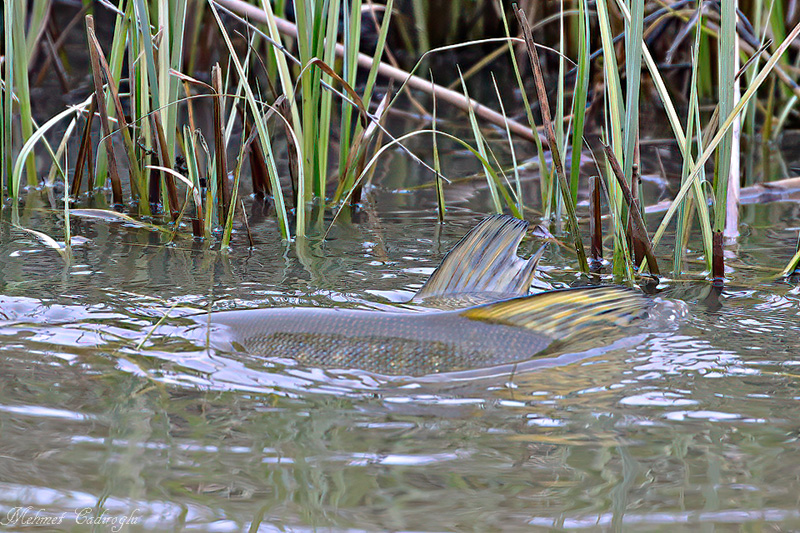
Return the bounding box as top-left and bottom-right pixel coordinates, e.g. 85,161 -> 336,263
413,214 -> 543,301
461,286 -> 649,340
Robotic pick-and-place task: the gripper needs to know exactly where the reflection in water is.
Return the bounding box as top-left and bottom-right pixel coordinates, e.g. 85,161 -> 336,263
2,198 -> 800,530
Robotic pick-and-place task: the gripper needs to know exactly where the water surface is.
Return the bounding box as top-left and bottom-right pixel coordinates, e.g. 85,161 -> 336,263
2,145 -> 800,531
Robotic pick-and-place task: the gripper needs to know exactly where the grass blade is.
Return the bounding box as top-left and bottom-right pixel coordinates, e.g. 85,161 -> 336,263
457,68 -> 503,215
647,19 -> 800,262
569,0 -> 590,204
208,0 -> 290,238
714,0 -> 737,240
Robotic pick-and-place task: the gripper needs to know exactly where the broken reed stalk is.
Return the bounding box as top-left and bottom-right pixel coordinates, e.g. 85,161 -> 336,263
70,94 -> 97,197
85,16 -> 123,206
602,143 -> 660,277
211,64 -> 231,224
712,231 -> 725,282
589,175 -> 603,268
214,0 -> 548,146
513,5 -> 589,274
148,154 -> 161,207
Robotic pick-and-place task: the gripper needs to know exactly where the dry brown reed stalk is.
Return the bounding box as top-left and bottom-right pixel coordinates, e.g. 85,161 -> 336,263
214,0 -> 548,146
629,165 -> 645,265
42,31 -> 69,93
601,143 -> 660,277
211,64 -> 231,223
236,108 -> 270,197
712,231 -> 724,282
148,154 -> 161,207
589,175 -> 603,269
35,4 -> 90,87
71,95 -> 97,197
514,5 -> 589,273
151,112 -> 181,220
85,16 -> 123,206
86,15 -> 147,207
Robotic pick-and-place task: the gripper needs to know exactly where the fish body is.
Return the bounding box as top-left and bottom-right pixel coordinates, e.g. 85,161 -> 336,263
207,215 -> 649,376
210,307 -> 552,375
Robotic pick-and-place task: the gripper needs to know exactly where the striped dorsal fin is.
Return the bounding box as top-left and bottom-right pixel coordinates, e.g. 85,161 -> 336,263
414,215 -> 543,301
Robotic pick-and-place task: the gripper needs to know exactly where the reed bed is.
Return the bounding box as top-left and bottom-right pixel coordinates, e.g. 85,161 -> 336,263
1,0 -> 800,281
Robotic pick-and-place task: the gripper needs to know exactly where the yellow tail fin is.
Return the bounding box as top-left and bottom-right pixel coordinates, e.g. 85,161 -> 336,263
461,286 -> 649,341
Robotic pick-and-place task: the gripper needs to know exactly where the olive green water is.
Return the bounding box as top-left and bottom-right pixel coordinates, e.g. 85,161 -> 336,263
2,138 -> 800,531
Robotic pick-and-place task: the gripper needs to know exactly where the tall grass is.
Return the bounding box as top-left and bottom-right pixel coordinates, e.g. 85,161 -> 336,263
3,0 -> 43,197
3,0 -> 800,281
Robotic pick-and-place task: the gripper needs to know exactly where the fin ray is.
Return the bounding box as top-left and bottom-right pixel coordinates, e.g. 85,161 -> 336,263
414,215 -> 542,301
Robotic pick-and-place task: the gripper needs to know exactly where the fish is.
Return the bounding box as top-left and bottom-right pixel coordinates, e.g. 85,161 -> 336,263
206,215 -> 650,376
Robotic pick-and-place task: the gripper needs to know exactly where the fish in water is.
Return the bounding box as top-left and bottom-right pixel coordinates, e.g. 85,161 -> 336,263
207,215 -> 650,376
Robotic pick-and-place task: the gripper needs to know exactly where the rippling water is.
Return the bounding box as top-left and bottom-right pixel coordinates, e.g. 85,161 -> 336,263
2,170 -> 800,531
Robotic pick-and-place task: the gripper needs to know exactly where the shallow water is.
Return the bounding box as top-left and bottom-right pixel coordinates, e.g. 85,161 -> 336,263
2,143 -> 800,531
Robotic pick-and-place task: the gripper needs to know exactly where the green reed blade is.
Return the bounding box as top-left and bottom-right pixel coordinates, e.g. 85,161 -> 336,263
25,0 -> 49,60
646,19 -> 800,265
553,0 -> 566,215
292,0 -> 316,202
491,73 -> 522,215
183,126 -> 205,236
714,0 -> 737,234
1,0 -> 10,193
568,0 -> 590,204
768,0 -> 791,98
0,71 -> 4,204
336,0 -> 395,195
208,0 -> 290,239
361,0 -> 394,113
674,8 -> 712,276
11,0 -> 37,195
623,0 -> 643,188
12,96 -> 93,196
431,74 -> 445,222
498,2 -> 549,216
338,0 -> 363,190
258,0 -> 301,130
596,0 -> 624,162
514,6 -> 587,273
458,68 -> 502,214
222,121 -> 248,249
161,0 -> 188,163
691,85 -> 714,272
411,0 -> 429,57
782,243 -> 800,277
596,0 -> 625,276
94,0 -> 129,188
316,0 -> 342,199
132,0 -> 161,111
